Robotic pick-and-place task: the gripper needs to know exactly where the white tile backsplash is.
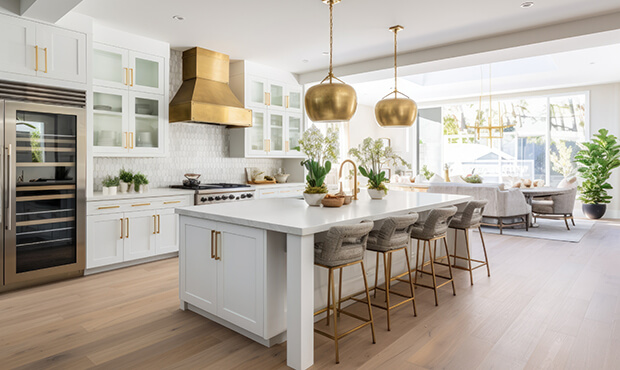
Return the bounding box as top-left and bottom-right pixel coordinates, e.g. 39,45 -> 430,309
93,49 -> 283,191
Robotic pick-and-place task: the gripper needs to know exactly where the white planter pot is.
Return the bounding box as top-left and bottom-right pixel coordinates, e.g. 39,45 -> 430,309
119,181 -> 130,193
136,184 -> 149,194
102,186 -> 118,196
367,188 -> 387,200
303,192 -> 326,206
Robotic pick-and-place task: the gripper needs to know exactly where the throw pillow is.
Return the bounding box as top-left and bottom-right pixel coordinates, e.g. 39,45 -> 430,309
429,174 -> 445,183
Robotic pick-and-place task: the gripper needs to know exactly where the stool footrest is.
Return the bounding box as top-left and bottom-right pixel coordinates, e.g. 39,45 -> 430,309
414,279 -> 453,290
314,320 -> 372,341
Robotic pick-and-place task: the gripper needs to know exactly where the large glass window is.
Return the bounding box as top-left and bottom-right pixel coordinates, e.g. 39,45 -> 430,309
418,92 -> 587,185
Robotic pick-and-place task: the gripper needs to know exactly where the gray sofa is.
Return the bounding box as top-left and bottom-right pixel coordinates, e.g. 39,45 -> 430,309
427,183 -> 530,234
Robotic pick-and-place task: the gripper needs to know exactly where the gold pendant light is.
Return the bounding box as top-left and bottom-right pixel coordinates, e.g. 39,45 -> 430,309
305,0 -> 357,123
375,25 -> 417,128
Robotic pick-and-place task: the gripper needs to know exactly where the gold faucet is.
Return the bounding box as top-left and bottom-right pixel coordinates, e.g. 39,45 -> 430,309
339,159 -> 358,200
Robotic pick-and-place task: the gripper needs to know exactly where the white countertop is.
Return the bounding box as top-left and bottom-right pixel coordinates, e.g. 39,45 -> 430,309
251,182 -> 305,190
176,190 -> 471,236
88,188 -> 196,202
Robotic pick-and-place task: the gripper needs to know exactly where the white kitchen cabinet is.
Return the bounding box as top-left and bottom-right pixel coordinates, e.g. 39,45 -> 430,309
256,184 -> 305,199
229,62 -> 305,158
87,213 -> 124,268
180,218 -> 287,342
0,13 -> 86,84
123,209 -> 157,261
86,193 -> 192,270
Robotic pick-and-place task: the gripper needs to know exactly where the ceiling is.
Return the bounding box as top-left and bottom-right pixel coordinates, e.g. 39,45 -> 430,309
354,43 -> 620,106
73,0 -> 620,75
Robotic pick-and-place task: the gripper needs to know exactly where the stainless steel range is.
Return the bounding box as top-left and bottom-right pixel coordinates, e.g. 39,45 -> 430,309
170,183 -> 255,205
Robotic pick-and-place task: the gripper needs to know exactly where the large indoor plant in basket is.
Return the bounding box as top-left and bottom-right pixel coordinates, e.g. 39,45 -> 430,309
298,125 -> 339,206
348,137 -> 408,199
574,129 -> 620,219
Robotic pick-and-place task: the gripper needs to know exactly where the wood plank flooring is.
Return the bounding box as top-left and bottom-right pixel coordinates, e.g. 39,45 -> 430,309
1,220 -> 620,369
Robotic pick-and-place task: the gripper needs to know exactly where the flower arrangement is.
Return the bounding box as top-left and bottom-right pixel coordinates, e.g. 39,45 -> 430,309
348,137 -> 408,196
420,165 -> 434,181
298,125 -> 339,195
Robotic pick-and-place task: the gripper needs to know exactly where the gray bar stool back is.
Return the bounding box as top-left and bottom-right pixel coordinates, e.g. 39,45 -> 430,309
410,206 -> 458,306
314,220 -> 375,364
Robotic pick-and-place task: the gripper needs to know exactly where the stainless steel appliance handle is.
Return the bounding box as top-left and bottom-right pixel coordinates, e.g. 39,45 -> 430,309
6,144 -> 11,231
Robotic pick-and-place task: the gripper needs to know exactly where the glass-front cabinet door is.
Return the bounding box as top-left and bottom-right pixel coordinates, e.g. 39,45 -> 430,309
268,111 -> 285,155
286,86 -> 302,113
286,113 -> 303,156
93,87 -> 129,154
247,110 -> 267,155
129,92 -> 164,155
129,51 -> 164,95
93,43 -> 129,90
4,101 -> 85,285
268,81 -> 285,109
247,76 -> 267,109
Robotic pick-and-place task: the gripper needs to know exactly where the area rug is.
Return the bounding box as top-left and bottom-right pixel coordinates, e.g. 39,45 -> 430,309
480,218 -> 595,243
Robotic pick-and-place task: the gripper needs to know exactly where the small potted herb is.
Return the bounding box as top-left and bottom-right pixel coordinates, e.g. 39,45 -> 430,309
119,168 -> 133,193
349,137 -> 408,199
102,176 -> 120,196
298,125 -> 339,206
133,172 -> 149,193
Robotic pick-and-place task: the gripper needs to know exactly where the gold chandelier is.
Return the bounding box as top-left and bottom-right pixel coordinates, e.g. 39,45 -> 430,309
375,25 -> 417,128
466,65 -> 515,147
305,0 -> 357,123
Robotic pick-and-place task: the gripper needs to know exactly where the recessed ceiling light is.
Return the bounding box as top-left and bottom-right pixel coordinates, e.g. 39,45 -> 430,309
172,15 -> 184,21
520,2 -> 534,8
302,59 -> 309,63
322,51 -> 329,56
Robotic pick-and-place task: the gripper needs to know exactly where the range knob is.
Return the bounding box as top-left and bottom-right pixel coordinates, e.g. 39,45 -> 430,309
240,194 -> 246,199
208,197 -> 214,201
215,196 -> 221,201
247,193 -> 253,198
200,197 -> 207,202
229,195 -> 235,200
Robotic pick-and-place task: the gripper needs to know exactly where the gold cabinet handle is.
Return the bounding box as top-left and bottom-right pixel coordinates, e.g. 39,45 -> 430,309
157,214 -> 161,234
263,191 -> 275,195
210,230 -> 215,259
285,95 -> 290,108
264,92 -> 269,106
43,48 -> 48,73
285,140 -> 289,152
164,200 -> 180,204
35,46 -> 39,71
215,231 -> 221,260
98,205 -> 120,210
265,138 -> 271,153
124,132 -> 128,149
152,215 -> 157,234
130,132 -> 134,149
131,203 -> 151,207
130,68 -> 134,86
120,218 -> 124,239
125,217 -> 129,238
124,67 -> 129,85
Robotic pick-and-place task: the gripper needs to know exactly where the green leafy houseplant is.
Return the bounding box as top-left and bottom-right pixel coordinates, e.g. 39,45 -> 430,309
574,128 -> 620,205
298,125 -> 339,194
349,137 -> 409,195
119,168 -> 134,183
102,176 -> 120,187
132,172 -> 149,192
420,165 -> 434,181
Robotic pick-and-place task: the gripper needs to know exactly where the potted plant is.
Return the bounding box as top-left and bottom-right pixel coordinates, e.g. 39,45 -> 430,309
133,172 -> 149,193
349,137 -> 408,199
102,176 -> 120,196
298,125 -> 339,206
119,168 -> 133,193
574,129 -> 620,219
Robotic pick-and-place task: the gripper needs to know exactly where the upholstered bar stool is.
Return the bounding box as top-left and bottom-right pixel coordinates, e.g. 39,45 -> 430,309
439,200 -> 490,285
409,206 -> 458,306
362,214 -> 419,331
314,220 -> 375,364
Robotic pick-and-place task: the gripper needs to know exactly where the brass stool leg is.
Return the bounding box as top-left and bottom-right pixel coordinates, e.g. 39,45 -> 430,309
453,228 -> 458,267
464,229 -> 474,285
360,261 -> 376,344
403,247 -> 417,316
428,240 -> 439,306
338,267 -> 343,317
373,252 -> 380,298
479,226 -> 490,277
383,251 -> 392,331
414,239 -> 421,284
442,237 -> 456,295
326,266 -> 332,326
330,268 -> 339,364
421,240 -> 426,277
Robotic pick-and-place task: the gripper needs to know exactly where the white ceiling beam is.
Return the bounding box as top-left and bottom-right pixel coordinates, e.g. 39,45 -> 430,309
299,10 -> 620,85
20,0 -> 83,23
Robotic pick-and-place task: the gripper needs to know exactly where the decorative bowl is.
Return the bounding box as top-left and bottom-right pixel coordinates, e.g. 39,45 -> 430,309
321,195 -> 345,207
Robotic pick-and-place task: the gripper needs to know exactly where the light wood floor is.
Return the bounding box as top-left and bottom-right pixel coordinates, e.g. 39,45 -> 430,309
1,220 -> 620,369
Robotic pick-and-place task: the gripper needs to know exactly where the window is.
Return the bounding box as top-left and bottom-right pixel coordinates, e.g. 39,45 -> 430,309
417,92 -> 587,185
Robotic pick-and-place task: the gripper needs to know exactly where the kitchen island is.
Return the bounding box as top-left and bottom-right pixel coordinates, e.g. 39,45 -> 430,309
176,190 -> 471,370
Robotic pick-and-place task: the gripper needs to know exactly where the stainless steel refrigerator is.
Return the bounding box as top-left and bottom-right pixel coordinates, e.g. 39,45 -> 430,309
0,80 -> 86,291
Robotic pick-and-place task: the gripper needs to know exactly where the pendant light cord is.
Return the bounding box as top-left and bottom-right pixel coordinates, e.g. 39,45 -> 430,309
394,28 -> 398,98
329,0 -> 334,82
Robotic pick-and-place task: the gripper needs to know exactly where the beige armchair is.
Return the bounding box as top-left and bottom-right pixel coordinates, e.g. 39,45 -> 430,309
532,187 -> 577,230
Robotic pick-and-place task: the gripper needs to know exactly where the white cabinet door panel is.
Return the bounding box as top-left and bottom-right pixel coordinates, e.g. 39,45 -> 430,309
156,209 -> 178,254
123,210 -> 156,261
129,51 -> 165,95
0,15 -> 36,76
217,223 -> 264,336
36,24 -> 86,83
87,214 -> 124,268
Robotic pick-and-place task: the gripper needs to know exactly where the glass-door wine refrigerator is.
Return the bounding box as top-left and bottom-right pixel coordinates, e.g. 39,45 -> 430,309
0,81 -> 86,291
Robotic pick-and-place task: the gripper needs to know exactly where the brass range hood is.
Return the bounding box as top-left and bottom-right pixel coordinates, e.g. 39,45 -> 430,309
169,47 -> 251,126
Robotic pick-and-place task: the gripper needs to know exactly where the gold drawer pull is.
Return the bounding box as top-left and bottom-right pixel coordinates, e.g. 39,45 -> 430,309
153,215 -> 157,234
263,191 -> 275,195
164,201 -> 181,204
120,218 -> 124,239
157,214 -> 161,234
281,190 -> 291,193
132,203 -> 151,207
98,205 -> 120,210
